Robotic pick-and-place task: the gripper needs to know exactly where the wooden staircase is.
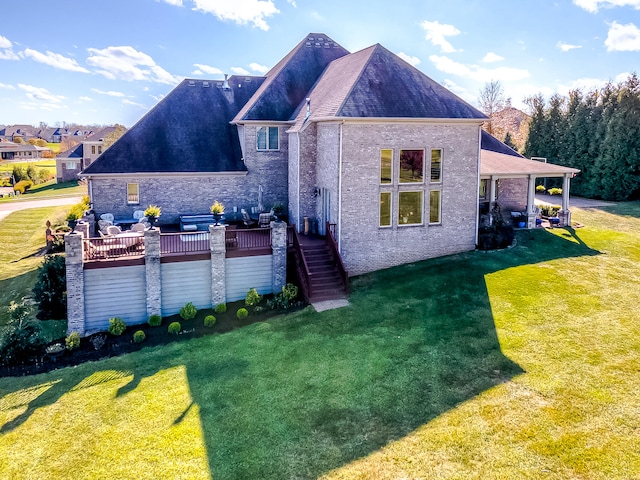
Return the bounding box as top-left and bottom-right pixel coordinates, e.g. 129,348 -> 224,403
301,243 -> 348,302
290,223 -> 349,303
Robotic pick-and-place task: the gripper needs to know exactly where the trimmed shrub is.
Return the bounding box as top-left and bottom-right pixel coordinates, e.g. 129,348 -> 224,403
108,317 -> 126,336
267,283 -> 300,311
168,322 -> 181,335
236,308 -> 249,320
13,179 -> 33,195
548,187 -> 563,196
179,302 -> 197,321
536,185 -> 546,193
32,254 -> 67,320
214,303 -> 227,314
204,315 -> 216,327
90,334 -> 106,350
0,299 -> 43,365
65,332 -> 80,351
245,288 -> 262,307
148,314 -> 162,327
133,330 -> 146,343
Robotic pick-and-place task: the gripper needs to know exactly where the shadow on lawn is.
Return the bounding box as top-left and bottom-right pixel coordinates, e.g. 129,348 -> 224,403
0,227 -> 601,479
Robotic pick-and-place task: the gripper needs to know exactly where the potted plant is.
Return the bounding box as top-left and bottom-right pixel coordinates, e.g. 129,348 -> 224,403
144,205 -> 161,226
66,210 -> 80,229
210,201 -> 225,225
45,342 -> 65,362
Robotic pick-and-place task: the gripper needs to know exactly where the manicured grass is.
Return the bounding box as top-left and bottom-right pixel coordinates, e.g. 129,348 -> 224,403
0,180 -> 87,204
0,206 -> 68,340
1,204 -> 639,479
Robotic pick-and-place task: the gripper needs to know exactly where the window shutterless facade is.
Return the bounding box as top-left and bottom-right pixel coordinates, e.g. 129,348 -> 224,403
398,191 -> 423,225
127,183 -> 139,204
256,126 -> 279,150
430,149 -> 442,182
429,190 -> 441,224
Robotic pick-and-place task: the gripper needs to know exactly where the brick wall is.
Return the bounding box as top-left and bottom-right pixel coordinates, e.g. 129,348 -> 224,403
90,125 -> 289,223
335,122 -> 481,275
497,178 -> 528,212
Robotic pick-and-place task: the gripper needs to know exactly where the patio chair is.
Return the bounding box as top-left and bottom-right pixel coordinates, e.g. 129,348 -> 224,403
259,212 -> 271,228
100,213 -> 114,223
97,220 -> 112,235
106,225 -> 122,236
241,209 -> 257,228
133,210 -> 145,221
130,223 -> 146,232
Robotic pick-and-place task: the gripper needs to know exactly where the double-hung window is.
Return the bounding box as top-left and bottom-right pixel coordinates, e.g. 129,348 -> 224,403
256,126 -> 279,151
127,183 -> 139,205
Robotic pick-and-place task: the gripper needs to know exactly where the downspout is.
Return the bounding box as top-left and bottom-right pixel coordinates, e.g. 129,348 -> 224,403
338,121 -> 344,252
475,126 -> 482,246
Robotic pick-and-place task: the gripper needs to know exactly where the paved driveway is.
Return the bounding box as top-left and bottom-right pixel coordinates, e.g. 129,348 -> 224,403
0,196 -> 83,222
535,194 -> 615,209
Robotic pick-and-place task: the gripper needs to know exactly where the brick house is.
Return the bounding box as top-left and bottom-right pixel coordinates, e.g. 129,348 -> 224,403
81,33 -> 576,277
56,127 -> 118,183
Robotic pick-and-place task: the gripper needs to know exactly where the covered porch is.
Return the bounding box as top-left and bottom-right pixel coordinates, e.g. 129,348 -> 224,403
480,149 -> 580,229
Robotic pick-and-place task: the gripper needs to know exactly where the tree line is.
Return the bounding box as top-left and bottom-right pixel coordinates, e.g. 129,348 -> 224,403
523,74 -> 640,201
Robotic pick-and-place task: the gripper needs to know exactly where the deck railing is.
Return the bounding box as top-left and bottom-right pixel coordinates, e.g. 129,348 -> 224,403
160,231 -> 210,255
226,228 -> 271,251
83,235 -> 145,261
326,222 -> 349,294
291,228 -> 313,303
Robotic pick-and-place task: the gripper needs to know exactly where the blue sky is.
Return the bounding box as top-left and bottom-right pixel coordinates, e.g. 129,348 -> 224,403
1,0 -> 638,127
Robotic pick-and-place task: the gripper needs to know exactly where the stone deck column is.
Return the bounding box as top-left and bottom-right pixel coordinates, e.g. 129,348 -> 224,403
526,175 -> 538,229
144,229 -> 161,318
210,225 -> 226,307
271,221 -> 287,294
65,232 -> 85,336
559,173 -> 572,227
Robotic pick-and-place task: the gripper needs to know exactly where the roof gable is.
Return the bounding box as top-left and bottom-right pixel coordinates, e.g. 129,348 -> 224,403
338,45 -> 486,119
233,33 -> 349,123
83,77 -> 263,175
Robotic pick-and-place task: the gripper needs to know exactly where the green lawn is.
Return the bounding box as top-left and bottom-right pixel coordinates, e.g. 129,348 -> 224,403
1,204 -> 639,479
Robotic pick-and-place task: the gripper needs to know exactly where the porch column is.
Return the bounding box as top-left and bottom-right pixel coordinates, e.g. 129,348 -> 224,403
489,176 -> 497,225
526,175 -> 537,229
65,232 -> 85,336
210,225 -> 226,307
271,221 -> 287,294
558,173 -> 572,227
144,229 -> 161,318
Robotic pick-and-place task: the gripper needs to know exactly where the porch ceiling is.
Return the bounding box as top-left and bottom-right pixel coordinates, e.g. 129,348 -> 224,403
481,150 -> 580,178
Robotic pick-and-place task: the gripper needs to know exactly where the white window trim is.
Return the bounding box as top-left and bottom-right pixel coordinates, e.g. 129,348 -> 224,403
430,148 -> 443,184
429,189 -> 442,225
127,183 -> 140,205
379,190 -> 393,228
398,190 -> 424,227
256,126 -> 279,151
398,148 -> 426,185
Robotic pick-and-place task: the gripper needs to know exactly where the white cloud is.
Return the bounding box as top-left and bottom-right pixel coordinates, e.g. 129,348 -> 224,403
0,34 -> 18,60
482,52 -> 504,63
0,35 -> 11,49
79,96 -> 93,101
190,0 -> 280,31
192,63 -> 223,75
122,99 -> 147,109
605,21 -> 640,51
441,79 -> 475,103
231,66 -> 250,75
420,20 -> 460,53
429,55 -> 530,82
86,46 -> 181,84
0,82 -> 15,89
557,42 -> 582,52
287,0 -> 297,6
397,52 -> 421,67
18,84 -> 65,103
162,0 -> 183,5
248,62 -> 268,73
21,48 -> 90,73
573,0 -> 640,12
91,88 -> 127,97
558,72 -> 633,94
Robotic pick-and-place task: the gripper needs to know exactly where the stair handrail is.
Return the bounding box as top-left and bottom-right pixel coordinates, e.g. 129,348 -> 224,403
291,227 -> 313,302
325,221 -> 349,294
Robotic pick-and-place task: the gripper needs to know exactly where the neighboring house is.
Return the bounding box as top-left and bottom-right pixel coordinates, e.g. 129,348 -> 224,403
82,33 -> 576,277
0,125 -> 39,142
0,140 -> 51,160
56,127 -> 117,183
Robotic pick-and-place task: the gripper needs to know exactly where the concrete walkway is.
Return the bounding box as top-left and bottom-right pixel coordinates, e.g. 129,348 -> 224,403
312,298 -> 350,312
0,196 -> 83,222
535,194 -> 615,209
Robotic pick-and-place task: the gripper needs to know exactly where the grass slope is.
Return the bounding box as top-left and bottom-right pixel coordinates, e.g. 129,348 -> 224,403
1,204 -> 639,479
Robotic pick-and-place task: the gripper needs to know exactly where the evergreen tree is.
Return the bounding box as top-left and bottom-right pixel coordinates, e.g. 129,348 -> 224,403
503,132 -> 517,151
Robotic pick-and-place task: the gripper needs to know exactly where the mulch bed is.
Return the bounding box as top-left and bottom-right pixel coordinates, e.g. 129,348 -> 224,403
1,299 -> 299,378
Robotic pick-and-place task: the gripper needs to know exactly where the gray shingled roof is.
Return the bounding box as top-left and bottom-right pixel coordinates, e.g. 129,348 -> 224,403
480,130 -> 523,157
83,77 -> 264,175
290,44 -> 486,130
233,33 -> 349,123
59,143 -> 84,159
